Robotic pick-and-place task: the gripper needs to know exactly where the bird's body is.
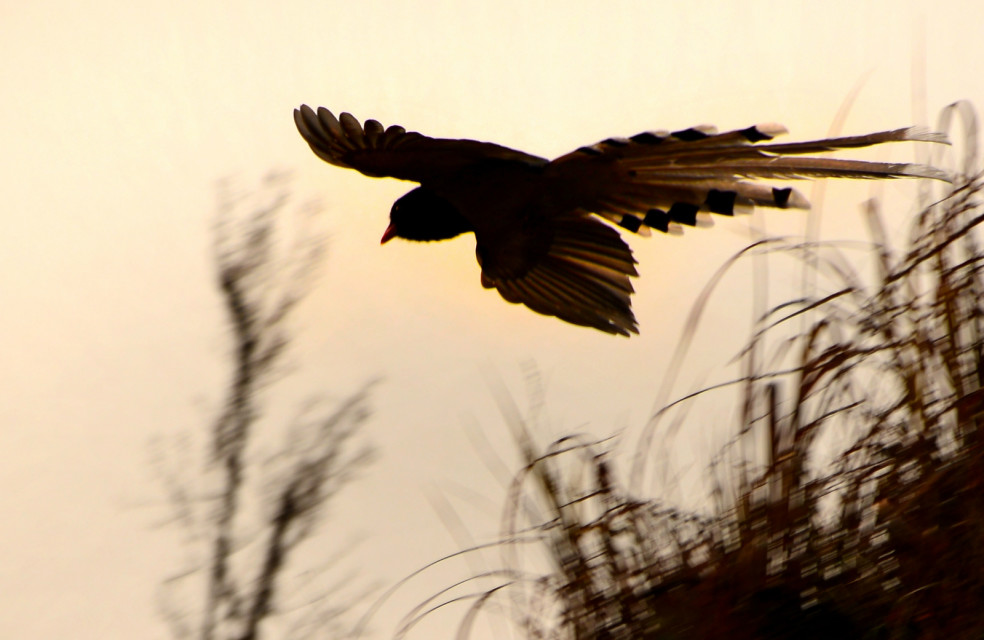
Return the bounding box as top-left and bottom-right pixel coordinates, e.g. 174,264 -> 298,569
294,106 -> 949,336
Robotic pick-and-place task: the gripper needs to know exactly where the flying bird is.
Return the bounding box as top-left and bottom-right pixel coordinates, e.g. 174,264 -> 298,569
294,105 -> 949,336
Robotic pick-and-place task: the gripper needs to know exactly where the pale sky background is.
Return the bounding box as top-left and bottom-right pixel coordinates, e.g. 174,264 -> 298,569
3,1 -> 983,638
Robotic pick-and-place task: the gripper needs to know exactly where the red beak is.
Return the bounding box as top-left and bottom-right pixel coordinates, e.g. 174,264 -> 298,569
380,223 -> 397,244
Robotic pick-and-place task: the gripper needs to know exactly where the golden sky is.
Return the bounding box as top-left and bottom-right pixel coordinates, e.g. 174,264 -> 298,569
2,1 -> 982,638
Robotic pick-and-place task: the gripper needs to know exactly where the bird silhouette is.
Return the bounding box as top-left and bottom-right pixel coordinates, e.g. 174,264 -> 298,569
294,105 -> 949,336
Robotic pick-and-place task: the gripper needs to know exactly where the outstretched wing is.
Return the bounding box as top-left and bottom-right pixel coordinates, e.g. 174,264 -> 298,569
294,105 -> 547,183
546,123 -> 951,236
478,213 -> 640,336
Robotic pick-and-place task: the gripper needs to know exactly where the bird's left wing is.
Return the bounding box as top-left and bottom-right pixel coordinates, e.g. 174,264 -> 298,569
478,213 -> 641,336
545,123 -> 951,236
294,105 -> 547,183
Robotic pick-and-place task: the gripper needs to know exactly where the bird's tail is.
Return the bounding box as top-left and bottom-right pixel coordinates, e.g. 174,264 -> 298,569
556,124 -> 951,237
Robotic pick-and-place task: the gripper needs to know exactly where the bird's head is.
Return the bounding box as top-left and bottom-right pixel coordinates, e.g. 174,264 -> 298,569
381,187 -> 474,244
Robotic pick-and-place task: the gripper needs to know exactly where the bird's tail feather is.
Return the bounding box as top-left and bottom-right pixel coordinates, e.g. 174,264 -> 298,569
560,123 -> 951,236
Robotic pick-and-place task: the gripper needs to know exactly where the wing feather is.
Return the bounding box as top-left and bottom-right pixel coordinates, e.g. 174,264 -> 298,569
363,119 -> 384,146
481,214 -> 639,336
294,105 -> 547,182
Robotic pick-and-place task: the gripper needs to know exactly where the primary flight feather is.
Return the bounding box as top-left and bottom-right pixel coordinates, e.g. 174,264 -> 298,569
294,105 -> 949,336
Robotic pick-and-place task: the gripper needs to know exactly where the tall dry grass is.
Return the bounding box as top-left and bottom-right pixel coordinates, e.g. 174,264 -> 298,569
396,102 -> 983,640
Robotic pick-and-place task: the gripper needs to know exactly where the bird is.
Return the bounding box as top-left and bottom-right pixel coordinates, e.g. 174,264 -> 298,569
294,105 -> 949,336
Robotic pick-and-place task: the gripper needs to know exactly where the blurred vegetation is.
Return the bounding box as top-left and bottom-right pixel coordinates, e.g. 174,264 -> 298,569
155,173 -> 375,640
414,102 -> 984,640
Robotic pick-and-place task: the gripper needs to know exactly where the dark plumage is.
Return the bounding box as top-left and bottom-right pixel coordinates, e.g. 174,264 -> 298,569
294,105 -> 950,336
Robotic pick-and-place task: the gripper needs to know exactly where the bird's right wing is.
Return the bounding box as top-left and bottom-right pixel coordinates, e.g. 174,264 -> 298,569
294,105 -> 547,183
